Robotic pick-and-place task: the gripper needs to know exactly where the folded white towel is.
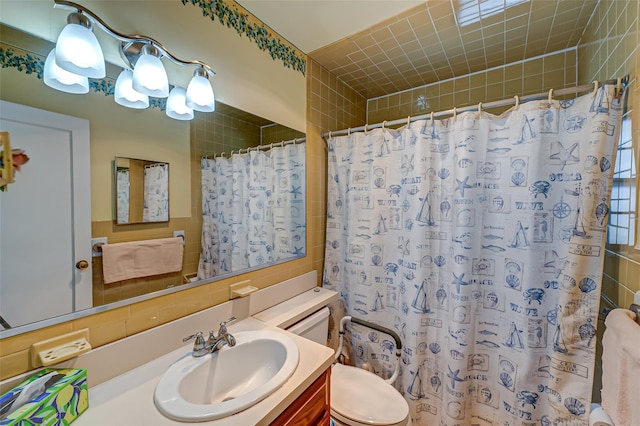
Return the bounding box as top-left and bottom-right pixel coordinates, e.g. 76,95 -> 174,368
102,237 -> 184,284
602,308 -> 640,426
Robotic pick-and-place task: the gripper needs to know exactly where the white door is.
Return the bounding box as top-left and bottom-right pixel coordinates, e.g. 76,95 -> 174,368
0,100 -> 92,329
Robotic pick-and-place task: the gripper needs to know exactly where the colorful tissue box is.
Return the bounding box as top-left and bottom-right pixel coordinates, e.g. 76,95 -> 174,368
0,368 -> 88,426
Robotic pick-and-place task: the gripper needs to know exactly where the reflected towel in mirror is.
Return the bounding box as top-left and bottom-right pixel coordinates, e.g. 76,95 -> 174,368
102,237 -> 184,284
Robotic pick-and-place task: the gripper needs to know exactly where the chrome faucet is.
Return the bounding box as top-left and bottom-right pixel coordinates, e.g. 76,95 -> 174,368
183,317 -> 237,357
207,316 -> 237,352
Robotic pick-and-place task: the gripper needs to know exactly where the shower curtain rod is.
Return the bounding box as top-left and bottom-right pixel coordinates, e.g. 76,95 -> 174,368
202,136 -> 306,159
321,76 -> 628,139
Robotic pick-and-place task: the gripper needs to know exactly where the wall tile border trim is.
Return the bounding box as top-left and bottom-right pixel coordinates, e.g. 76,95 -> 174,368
180,0 -> 306,75
0,45 -> 168,111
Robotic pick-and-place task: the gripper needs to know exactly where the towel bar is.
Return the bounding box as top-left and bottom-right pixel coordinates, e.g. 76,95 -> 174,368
599,304 -> 640,323
93,234 -> 183,253
598,307 -> 613,322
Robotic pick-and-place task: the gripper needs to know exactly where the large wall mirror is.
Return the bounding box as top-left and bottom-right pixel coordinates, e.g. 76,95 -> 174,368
0,15 -> 305,337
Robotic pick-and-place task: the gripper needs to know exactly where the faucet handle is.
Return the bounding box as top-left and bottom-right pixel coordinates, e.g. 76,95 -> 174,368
218,316 -> 236,334
183,331 -> 204,343
184,331 -> 208,356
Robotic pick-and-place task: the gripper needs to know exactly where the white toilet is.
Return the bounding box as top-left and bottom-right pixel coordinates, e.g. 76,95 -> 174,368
253,287 -> 411,426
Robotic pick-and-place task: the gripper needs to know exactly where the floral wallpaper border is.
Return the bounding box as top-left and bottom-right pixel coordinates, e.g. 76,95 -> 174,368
181,0 -> 306,75
0,46 -> 167,111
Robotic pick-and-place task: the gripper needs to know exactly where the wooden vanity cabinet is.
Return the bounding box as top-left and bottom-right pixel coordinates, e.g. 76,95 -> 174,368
271,368 -> 331,425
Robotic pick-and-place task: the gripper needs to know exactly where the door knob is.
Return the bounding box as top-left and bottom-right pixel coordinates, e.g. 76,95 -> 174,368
76,260 -> 89,270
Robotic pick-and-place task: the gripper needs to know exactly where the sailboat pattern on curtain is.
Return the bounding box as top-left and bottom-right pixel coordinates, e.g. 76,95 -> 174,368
323,86 -> 623,425
198,143 -> 306,279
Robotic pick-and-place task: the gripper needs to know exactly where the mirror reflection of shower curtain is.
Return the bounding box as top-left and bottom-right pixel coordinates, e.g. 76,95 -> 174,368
323,85 -> 623,425
116,169 -> 130,224
198,143 -> 306,278
142,163 -> 169,222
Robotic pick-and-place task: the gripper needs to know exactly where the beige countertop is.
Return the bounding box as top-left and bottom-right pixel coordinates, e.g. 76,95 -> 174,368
74,317 -> 334,426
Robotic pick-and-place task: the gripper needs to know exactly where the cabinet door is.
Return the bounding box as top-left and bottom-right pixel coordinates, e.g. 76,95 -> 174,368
271,369 -> 330,426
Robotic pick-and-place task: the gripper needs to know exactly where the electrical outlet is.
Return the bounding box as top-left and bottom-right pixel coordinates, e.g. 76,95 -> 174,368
92,237 -> 107,257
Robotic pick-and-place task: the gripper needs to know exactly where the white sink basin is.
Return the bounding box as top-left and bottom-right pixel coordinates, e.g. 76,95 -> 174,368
154,329 -> 299,422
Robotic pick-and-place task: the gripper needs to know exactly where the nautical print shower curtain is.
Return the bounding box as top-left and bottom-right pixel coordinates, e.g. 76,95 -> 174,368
323,85 -> 623,425
116,169 -> 130,223
198,143 -> 306,279
142,163 -> 169,222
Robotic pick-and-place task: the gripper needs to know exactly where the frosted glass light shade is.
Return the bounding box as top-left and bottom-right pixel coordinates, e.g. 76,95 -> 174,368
166,87 -> 194,120
115,70 -> 149,109
55,23 -> 105,78
43,49 -> 89,94
186,74 -> 215,112
132,52 -> 169,98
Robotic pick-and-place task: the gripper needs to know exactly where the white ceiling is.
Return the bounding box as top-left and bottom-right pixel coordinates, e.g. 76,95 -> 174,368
235,0 -> 423,53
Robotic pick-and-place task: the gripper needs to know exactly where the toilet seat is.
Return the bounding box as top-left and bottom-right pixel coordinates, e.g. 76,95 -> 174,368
331,363 -> 409,426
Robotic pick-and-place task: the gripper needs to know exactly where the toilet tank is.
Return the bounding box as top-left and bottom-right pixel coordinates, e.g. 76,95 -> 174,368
252,287 -> 337,345
286,307 -> 330,344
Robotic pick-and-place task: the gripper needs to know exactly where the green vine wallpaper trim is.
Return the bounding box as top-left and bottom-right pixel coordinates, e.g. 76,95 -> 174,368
0,46 -> 167,110
181,0 -> 306,75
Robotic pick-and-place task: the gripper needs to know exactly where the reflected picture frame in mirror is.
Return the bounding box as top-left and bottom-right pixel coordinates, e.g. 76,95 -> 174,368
115,157 -> 170,225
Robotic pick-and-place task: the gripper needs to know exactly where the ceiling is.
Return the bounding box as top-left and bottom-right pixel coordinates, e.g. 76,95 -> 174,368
237,0 -> 599,98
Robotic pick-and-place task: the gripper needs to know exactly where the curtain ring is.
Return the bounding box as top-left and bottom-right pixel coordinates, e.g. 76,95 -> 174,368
430,111 -> 434,122
514,95 -> 520,109
328,131 -> 332,139
382,120 -> 387,130
592,80 -> 599,97
478,102 -> 483,113
347,128 -> 351,135
548,88 -> 554,103
453,107 -> 457,119
407,116 -> 411,126
364,123 -> 368,134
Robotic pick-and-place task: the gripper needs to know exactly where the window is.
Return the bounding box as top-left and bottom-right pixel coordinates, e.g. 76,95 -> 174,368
455,0 -> 530,26
607,113 -> 635,245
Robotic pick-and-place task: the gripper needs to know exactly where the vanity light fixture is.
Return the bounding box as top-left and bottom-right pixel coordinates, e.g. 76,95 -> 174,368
54,11 -> 105,78
166,87 -> 194,120
49,0 -> 217,120
114,69 -> 149,109
186,67 -> 216,112
43,49 -> 90,94
131,44 -> 169,98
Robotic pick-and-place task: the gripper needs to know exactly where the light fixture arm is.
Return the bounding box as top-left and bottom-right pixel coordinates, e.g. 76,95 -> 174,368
53,0 -> 216,77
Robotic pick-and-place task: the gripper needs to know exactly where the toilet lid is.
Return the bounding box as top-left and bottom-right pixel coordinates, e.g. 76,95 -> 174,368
331,363 -> 409,426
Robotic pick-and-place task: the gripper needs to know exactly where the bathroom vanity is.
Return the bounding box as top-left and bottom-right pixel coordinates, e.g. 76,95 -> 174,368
73,317 -> 332,425
0,272 -> 334,425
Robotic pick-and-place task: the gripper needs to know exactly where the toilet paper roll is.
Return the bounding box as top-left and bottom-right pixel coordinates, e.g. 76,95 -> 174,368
589,404 -> 614,426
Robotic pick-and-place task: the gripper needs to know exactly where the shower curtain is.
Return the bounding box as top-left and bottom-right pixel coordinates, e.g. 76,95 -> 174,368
323,85 -> 623,425
198,143 -> 306,279
142,163 -> 169,222
116,169 -> 130,223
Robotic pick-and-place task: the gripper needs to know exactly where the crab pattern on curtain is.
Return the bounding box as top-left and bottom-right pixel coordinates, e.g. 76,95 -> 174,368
323,85 -> 623,425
